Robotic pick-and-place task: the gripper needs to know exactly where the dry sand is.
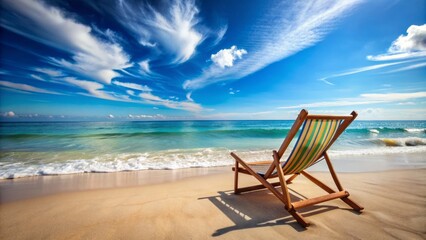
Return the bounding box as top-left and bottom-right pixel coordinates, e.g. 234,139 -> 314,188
1,167 -> 425,239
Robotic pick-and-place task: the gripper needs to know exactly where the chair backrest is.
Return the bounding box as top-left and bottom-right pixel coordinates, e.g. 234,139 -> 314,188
276,109 -> 357,175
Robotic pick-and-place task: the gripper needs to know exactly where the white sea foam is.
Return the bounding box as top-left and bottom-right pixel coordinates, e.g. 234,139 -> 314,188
0,148 -> 269,179
404,128 -> 425,133
328,145 -> 426,156
1,144 -> 426,179
369,129 -> 380,134
0,137 -> 426,179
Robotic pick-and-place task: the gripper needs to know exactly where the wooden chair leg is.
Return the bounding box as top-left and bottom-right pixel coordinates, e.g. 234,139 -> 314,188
234,160 -> 239,194
323,152 -> 364,211
341,197 -> 364,212
288,209 -> 310,228
301,169 -> 364,212
286,173 -> 299,184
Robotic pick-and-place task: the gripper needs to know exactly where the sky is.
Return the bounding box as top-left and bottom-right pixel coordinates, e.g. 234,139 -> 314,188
0,0 -> 425,121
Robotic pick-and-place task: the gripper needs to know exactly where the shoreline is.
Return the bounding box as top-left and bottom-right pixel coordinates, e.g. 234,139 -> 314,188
0,166 -> 230,203
1,152 -> 425,203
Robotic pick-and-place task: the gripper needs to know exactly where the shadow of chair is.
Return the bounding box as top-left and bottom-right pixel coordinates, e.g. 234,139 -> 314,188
199,188 -> 342,237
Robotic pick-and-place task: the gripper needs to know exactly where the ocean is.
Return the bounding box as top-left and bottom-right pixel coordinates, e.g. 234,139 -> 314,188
1,120 -> 425,179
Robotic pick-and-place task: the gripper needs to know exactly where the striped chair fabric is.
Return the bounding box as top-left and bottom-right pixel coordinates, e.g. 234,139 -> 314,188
282,119 -> 342,175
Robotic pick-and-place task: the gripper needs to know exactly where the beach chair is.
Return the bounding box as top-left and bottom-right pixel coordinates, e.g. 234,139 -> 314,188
231,109 -> 363,227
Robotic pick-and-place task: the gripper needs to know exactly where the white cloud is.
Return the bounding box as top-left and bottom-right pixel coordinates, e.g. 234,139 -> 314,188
193,110 -> 278,120
138,60 -> 151,73
184,0 -> 362,90
318,60 -> 413,83
140,92 -> 163,102
228,87 -> 240,95
126,90 -> 135,96
367,51 -> 426,61
211,46 -> 247,69
128,114 -> 165,119
213,25 -> 228,45
186,92 -> 194,102
140,92 -> 202,112
108,114 -> 114,119
356,108 -> 426,120
384,62 -> 426,73
112,80 -> 152,92
64,77 -> 119,101
279,100 -> 381,109
360,92 -> 426,101
34,68 -> 62,77
367,24 -> 426,61
0,80 -> 60,95
278,91 -> 426,109
117,0 -> 203,64
389,24 -> 426,53
140,40 -> 157,48
397,102 -> 415,105
3,111 -> 15,117
30,74 -> 47,82
2,0 -> 131,84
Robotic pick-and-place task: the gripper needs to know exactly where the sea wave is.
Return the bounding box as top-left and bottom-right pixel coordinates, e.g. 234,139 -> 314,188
2,127 -> 425,141
376,137 -> 426,147
404,128 -> 426,133
369,129 -> 380,134
0,128 -> 291,140
349,127 -> 426,134
1,144 -> 426,179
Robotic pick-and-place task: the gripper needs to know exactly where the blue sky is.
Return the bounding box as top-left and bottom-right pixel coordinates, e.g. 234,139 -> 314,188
0,0 -> 425,121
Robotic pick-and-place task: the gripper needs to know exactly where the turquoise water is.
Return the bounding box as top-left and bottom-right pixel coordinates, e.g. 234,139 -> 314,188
1,120 -> 425,179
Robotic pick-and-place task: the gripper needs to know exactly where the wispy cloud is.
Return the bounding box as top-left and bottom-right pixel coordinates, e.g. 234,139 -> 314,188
318,60 -> 413,83
126,90 -> 135,96
1,0 -> 212,113
384,62 -> 426,73
140,92 -> 203,112
1,0 -> 131,84
138,60 -> 151,74
193,110 -> 278,120
112,80 -> 152,92
30,74 -> 47,82
184,0 -> 362,90
367,51 -> 426,61
0,80 -> 60,95
228,88 -> 240,95
186,92 -> 194,102
278,91 -> 426,109
64,77 -> 121,101
116,0 -> 206,64
397,102 -> 415,105
213,25 -> 228,45
33,68 -> 63,77
128,114 -> 165,120
367,24 -> 426,61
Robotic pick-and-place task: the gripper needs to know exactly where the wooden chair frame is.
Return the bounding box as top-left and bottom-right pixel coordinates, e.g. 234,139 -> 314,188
230,109 -> 364,228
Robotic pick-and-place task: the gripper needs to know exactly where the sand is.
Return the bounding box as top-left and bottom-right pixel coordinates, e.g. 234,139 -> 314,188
1,166 -> 425,239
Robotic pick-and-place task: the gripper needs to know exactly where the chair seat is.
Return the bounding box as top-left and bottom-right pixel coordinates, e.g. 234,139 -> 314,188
249,162 -> 272,175
232,161 -> 278,177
